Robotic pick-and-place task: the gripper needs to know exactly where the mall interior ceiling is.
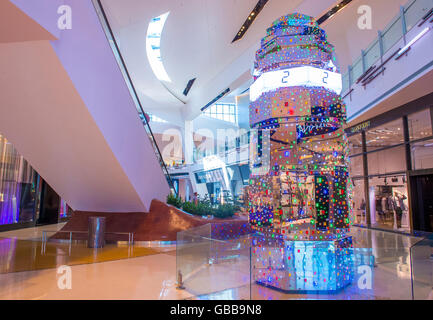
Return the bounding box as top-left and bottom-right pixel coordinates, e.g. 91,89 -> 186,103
0,0 -> 433,302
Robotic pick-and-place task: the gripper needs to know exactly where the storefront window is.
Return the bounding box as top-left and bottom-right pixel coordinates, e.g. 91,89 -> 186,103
0,133 -> 39,225
348,133 -> 363,155
352,179 -> 366,225
347,109 -> 433,233
367,145 -> 406,175
411,139 -> 433,170
365,119 -> 404,152
58,198 -> 72,219
408,108 -> 432,141
368,175 -> 409,232
348,155 -> 363,177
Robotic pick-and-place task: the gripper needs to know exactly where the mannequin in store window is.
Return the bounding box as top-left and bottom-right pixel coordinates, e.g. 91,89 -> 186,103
376,196 -> 384,222
388,194 -> 399,228
358,198 -> 366,224
382,196 -> 388,222
393,190 -> 407,229
386,196 -> 395,221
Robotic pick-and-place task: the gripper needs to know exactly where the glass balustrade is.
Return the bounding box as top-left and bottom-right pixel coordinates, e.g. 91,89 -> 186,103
176,226 -> 432,300
342,0 -> 433,93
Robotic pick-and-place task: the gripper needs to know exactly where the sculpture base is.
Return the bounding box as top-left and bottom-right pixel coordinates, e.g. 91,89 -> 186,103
252,234 -> 354,292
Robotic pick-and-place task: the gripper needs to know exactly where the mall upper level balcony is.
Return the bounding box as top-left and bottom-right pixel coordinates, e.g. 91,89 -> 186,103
342,0 -> 433,125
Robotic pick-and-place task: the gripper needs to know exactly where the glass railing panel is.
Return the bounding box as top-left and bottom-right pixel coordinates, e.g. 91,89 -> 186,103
382,15 -> 403,53
176,224 -> 212,293
410,235 -> 433,299
342,72 -> 350,93
202,236 -> 251,298
351,57 -> 363,83
364,39 -> 381,71
343,0 -> 432,93
404,0 -> 418,10
176,222 -> 253,299
249,227 -> 420,300
175,225 -> 429,299
350,227 -> 417,299
405,0 -> 433,32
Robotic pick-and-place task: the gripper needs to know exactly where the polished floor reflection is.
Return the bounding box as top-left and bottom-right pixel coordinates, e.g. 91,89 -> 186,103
0,238 -> 158,273
0,225 -> 431,299
0,223 -> 159,273
0,224 -> 189,299
192,227 -> 432,300
0,252 -> 192,300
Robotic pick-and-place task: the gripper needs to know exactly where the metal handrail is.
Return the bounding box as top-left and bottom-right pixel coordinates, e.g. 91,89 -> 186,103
91,0 -> 177,195
41,230 -> 135,254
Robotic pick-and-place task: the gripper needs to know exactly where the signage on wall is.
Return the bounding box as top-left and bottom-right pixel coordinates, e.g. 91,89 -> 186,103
250,66 -> 342,101
202,155 -> 225,171
297,121 -> 338,140
350,121 -> 371,133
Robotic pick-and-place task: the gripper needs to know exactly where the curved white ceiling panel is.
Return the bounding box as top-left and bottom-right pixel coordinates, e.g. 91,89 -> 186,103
104,0 -> 405,124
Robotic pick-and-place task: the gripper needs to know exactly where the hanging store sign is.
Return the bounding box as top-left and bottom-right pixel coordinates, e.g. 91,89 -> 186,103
202,155 -> 224,171
250,66 -> 342,101
350,120 -> 371,133
297,121 -> 338,140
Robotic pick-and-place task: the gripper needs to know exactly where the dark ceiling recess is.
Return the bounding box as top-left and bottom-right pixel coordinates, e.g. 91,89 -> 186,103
201,88 -> 231,112
240,87 -> 250,95
232,0 -> 269,43
317,0 -> 353,25
183,78 -> 196,96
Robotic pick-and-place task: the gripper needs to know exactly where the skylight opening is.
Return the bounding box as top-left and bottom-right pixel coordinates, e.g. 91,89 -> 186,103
146,12 -> 171,82
203,103 -> 238,124
149,113 -> 168,123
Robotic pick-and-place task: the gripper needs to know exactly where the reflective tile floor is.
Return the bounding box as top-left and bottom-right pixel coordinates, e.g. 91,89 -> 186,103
0,239 -> 158,273
0,223 -> 161,274
0,223 -> 66,240
0,225 -> 431,300
192,228 -> 433,300
0,252 -> 192,299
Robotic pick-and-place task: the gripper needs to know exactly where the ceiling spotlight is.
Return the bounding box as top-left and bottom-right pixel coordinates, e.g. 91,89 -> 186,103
232,0 -> 269,43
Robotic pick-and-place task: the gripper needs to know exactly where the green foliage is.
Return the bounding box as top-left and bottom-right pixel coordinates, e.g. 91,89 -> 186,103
213,203 -> 240,219
167,193 -> 183,208
181,201 -> 199,215
181,200 -> 212,216
195,201 -> 212,216
168,193 -> 240,219
181,200 -> 239,219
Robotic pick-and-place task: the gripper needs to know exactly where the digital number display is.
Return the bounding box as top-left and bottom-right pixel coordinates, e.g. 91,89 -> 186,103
250,66 -> 342,101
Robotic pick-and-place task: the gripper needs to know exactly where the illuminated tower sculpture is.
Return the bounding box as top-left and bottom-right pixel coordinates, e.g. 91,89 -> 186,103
248,13 -> 354,292
249,13 -> 350,234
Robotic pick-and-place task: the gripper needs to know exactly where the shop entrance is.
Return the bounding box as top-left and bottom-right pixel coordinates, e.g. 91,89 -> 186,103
37,181 -> 60,226
410,174 -> 433,232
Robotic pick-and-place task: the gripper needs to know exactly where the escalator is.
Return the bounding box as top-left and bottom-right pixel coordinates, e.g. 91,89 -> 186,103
93,0 -> 177,195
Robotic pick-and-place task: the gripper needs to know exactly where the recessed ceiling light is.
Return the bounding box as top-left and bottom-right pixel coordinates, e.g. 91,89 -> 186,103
232,0 -> 269,43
